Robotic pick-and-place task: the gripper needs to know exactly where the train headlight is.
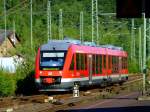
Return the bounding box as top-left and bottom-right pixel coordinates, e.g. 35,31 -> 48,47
40,71 -> 42,75
59,71 -> 62,75
35,78 -> 41,83
48,72 -> 52,76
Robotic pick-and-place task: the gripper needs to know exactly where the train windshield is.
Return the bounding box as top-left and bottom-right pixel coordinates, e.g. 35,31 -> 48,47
40,51 -> 66,70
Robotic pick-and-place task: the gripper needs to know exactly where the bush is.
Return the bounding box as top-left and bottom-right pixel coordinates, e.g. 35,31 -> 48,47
128,58 -> 139,73
0,70 -> 16,96
15,57 -> 37,95
147,58 -> 150,69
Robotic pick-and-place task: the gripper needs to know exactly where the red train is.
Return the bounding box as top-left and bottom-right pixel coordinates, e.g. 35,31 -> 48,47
35,39 -> 128,91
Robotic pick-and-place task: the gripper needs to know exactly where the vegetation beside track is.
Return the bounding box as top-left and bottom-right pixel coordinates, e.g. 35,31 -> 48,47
0,0 -> 150,97
0,76 -> 143,111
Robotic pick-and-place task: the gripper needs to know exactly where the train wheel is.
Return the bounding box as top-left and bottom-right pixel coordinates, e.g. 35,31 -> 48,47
119,81 -> 123,86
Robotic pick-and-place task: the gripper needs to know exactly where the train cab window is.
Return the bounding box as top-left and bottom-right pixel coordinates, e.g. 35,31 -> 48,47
40,51 -> 66,70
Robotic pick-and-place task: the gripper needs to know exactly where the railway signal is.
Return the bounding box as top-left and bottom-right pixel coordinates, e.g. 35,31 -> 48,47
73,84 -> 79,97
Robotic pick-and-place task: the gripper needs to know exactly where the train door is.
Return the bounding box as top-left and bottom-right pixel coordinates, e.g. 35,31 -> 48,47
87,54 -> 92,84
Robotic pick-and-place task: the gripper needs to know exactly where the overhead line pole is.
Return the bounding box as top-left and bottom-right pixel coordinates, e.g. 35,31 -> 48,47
131,19 -> 135,60
96,0 -> 99,44
49,1 -> 52,40
148,19 -> 150,59
92,0 -> 99,44
13,20 -> 16,45
92,0 -> 94,42
133,19 -> 135,58
143,13 -> 146,95
80,11 -> 83,43
30,0 -> 33,49
59,9 -> 63,40
139,27 -> 142,72
4,0 -> 7,48
47,0 -> 50,41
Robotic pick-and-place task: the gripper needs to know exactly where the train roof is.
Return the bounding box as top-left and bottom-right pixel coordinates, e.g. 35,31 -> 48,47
40,38 -> 124,51
70,44 -> 127,57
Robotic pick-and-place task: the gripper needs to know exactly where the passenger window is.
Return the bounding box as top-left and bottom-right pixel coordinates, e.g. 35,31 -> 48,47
99,55 -> 102,74
76,53 -> 86,70
103,55 -> 106,69
70,54 -> 74,70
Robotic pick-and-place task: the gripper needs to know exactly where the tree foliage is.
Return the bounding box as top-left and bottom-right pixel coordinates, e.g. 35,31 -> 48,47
0,0 -> 147,96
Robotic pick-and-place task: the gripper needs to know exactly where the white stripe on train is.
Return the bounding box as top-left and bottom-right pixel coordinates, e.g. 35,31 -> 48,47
61,74 -> 128,82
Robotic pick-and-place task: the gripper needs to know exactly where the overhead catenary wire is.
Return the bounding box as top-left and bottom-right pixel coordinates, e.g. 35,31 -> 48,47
0,0 -> 28,18
103,22 -> 128,37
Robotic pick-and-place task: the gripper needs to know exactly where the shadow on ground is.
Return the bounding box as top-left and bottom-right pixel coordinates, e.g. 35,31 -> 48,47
16,71 -> 38,95
58,106 -> 150,112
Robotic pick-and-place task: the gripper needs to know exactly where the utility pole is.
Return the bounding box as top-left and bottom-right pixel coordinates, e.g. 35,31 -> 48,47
143,13 -> 146,95
4,0 -> 7,48
139,27 -> 142,73
96,0 -> 99,44
47,0 -> 50,41
30,0 -> 33,49
80,11 -> 83,43
131,19 -> 135,59
13,20 -> 16,45
92,0 -> 94,42
92,0 -> 99,44
148,19 -> 150,59
49,1 -> 52,40
59,9 -> 63,40
47,1 -> 52,41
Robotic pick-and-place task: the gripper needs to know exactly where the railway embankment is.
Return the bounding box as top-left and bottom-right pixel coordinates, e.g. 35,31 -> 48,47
0,74 -> 145,112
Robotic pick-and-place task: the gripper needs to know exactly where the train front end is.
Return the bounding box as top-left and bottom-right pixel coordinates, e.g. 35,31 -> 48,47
35,40 -> 69,91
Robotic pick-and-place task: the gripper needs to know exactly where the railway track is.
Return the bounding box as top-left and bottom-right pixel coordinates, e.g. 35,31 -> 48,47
0,74 -> 143,112
39,74 -> 143,112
